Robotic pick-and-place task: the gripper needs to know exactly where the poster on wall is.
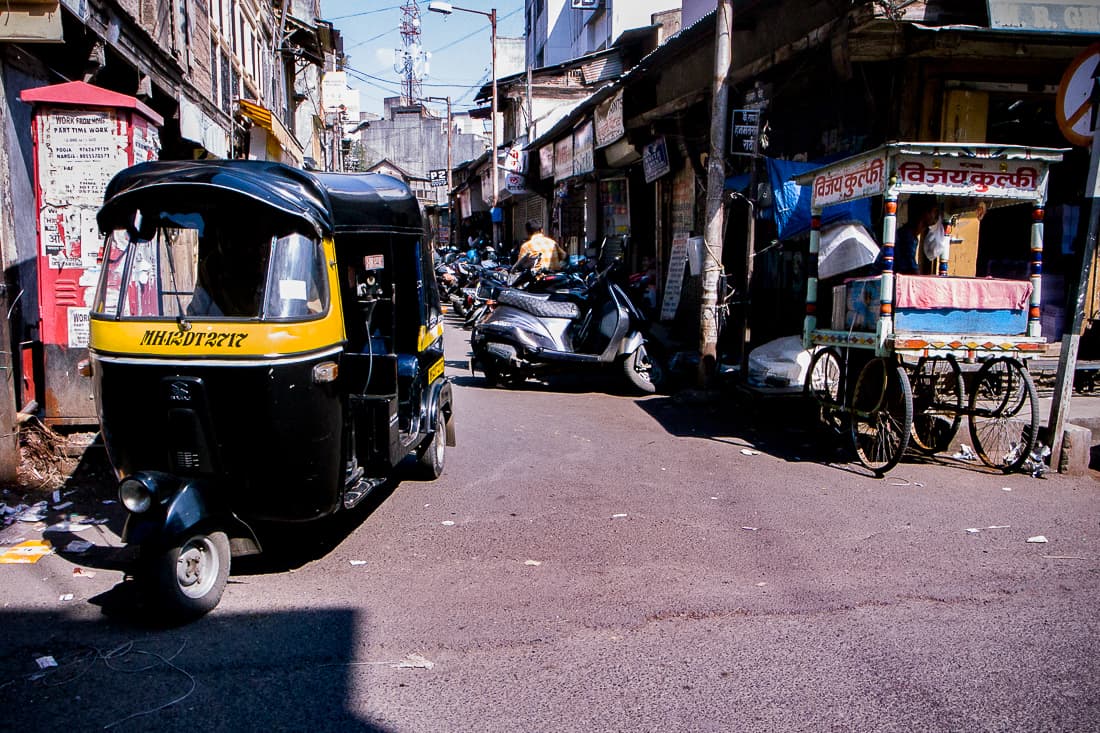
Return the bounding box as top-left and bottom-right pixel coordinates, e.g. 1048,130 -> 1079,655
660,235 -> 690,321
37,108 -> 132,269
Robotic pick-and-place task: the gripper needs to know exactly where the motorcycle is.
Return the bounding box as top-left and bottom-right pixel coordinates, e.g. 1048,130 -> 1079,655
469,255 -> 663,393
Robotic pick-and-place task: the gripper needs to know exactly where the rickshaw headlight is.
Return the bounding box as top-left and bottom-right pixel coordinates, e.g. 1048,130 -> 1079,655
312,361 -> 338,384
119,477 -> 154,513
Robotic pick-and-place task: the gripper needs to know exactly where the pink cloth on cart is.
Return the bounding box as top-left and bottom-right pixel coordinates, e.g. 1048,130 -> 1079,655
894,275 -> 1032,311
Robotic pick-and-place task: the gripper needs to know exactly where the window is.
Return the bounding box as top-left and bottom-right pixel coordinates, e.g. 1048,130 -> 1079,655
94,209 -> 327,322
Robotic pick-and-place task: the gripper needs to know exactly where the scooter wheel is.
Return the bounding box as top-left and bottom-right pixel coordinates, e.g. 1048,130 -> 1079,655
417,408 -> 447,479
623,344 -> 660,394
153,530 -> 231,621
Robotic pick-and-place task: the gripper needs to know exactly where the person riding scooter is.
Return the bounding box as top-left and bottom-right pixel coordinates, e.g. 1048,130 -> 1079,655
517,220 -> 567,273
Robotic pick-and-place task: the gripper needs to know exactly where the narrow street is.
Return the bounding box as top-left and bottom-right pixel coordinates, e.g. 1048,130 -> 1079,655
1,319 -> 1099,732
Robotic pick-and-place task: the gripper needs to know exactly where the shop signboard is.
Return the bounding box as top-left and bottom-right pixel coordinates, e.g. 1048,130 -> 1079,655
642,137 -> 670,183
807,150 -> 887,208
987,1 -> 1100,34
595,90 -> 624,148
505,172 -> 530,195
730,109 -> 760,156
661,166 -> 696,321
429,169 -> 447,187
570,0 -> 603,8
660,235 -> 690,321
554,137 -> 574,181
573,120 -> 594,176
540,145 -> 555,178
893,154 -> 1049,200
504,143 -> 527,174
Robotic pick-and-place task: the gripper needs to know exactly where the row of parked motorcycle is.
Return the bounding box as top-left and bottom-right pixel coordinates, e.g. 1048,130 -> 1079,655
434,240 -> 664,394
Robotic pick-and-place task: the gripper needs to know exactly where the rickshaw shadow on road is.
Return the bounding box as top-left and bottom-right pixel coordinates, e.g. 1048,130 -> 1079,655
0,608 -> 392,731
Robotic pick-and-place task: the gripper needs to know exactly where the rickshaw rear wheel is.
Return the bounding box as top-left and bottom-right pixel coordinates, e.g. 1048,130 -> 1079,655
417,408 -> 447,479
910,355 -> 965,455
849,357 -> 913,476
152,530 -> 230,620
967,357 -> 1038,473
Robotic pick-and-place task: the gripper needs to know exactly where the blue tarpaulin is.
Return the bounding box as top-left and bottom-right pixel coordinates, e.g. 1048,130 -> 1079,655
766,157 -> 872,240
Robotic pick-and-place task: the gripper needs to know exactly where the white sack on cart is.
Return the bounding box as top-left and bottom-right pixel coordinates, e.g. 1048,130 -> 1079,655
818,221 -> 879,280
747,335 -> 815,388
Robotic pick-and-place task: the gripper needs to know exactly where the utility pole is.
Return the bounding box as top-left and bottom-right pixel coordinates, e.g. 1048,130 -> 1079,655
428,96 -> 455,246
698,0 -> 733,387
1049,76 -> 1100,470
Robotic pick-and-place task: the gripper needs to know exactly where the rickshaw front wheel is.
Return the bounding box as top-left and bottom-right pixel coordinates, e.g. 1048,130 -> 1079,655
417,408 -> 447,479
153,531 -> 231,620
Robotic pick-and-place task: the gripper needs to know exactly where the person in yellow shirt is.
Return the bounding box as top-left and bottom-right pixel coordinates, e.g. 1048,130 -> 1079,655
517,220 -> 566,272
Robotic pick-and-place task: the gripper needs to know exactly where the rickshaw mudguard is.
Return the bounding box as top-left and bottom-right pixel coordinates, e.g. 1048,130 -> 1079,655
122,480 -> 261,556
428,378 -> 456,447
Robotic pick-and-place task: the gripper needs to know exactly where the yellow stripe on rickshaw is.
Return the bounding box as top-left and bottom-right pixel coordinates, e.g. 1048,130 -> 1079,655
427,357 -> 445,384
89,311 -> 345,358
418,321 -> 444,352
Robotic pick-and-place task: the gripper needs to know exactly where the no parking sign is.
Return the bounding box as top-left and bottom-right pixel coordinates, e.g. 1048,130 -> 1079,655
1056,42 -> 1100,147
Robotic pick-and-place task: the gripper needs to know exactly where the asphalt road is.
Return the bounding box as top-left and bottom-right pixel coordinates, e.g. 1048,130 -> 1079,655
2,318 -> 1099,732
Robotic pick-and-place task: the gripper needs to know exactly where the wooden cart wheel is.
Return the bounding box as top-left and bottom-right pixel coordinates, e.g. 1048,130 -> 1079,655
849,357 -> 913,475
804,347 -> 845,433
967,357 -> 1038,473
910,355 -> 965,455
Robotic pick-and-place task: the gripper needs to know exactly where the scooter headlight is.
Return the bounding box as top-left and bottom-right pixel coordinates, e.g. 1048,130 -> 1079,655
119,477 -> 155,513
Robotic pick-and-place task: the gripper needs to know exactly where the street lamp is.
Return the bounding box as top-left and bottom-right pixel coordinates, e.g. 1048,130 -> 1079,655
427,1 -> 500,250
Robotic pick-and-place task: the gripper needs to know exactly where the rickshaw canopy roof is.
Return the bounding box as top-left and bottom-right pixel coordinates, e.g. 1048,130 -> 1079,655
98,160 -> 422,238
793,142 -> 1067,211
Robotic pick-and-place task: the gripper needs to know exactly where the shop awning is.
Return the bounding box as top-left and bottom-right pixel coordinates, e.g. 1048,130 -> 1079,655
238,99 -> 304,167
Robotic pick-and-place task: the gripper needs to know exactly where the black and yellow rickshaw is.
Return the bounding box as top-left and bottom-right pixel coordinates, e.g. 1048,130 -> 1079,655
88,160 -> 454,619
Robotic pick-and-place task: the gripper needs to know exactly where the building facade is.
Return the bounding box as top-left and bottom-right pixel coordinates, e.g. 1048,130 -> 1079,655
0,0 -> 335,476
525,0 -> 683,68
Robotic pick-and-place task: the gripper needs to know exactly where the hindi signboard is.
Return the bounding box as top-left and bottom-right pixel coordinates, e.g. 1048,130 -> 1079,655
595,90 -> 624,148
554,137 -> 574,182
807,151 -> 888,208
573,120 -> 594,176
730,109 -> 760,156
539,145 -> 555,179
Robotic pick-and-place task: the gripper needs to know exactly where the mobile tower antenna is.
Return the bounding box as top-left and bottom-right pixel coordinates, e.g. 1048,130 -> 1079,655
394,0 -> 429,105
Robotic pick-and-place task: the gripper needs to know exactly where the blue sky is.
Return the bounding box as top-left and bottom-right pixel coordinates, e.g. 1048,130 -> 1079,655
320,1 -> 525,118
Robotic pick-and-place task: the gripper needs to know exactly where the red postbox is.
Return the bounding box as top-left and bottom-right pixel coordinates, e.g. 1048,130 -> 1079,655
19,81 -> 162,425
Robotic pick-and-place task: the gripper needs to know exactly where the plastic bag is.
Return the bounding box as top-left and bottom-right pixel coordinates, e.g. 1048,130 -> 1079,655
922,218 -> 950,261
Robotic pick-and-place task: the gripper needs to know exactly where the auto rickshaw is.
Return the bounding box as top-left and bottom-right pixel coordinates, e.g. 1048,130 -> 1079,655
87,160 -> 455,619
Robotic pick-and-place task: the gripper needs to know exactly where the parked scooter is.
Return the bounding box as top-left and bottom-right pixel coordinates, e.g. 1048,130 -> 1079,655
470,254 -> 663,393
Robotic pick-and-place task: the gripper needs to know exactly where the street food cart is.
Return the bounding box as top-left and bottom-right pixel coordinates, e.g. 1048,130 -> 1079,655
798,142 -> 1064,475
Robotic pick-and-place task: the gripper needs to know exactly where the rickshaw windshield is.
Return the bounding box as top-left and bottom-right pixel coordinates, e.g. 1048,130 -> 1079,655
93,209 -> 328,322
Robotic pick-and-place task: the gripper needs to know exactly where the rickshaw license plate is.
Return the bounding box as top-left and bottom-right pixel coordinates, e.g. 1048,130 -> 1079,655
363,254 -> 385,270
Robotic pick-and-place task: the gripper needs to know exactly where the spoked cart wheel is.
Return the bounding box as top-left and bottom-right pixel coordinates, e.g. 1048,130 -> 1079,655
967,357 -> 1039,472
805,347 -> 846,433
849,357 -> 913,475
909,355 -> 965,455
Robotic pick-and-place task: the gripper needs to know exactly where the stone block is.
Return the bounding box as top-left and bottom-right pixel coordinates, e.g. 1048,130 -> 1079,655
1058,423 -> 1093,476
